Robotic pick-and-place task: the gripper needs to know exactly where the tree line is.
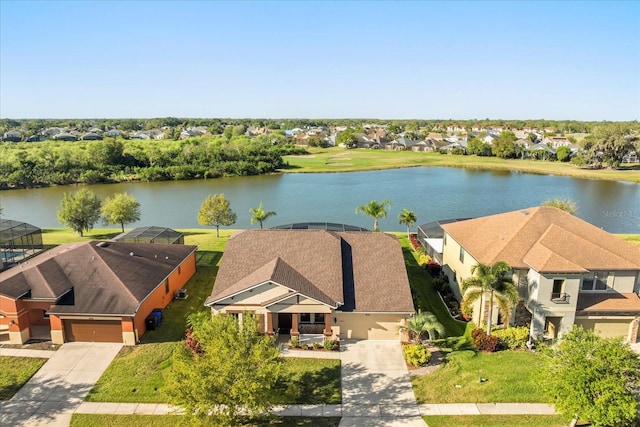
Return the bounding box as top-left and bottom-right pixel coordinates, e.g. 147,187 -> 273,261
0,135 -> 304,189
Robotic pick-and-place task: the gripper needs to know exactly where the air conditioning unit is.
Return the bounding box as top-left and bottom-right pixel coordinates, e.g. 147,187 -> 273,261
175,288 -> 188,300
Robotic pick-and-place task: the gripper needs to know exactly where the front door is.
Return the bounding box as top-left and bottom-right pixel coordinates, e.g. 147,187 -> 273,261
278,313 -> 292,334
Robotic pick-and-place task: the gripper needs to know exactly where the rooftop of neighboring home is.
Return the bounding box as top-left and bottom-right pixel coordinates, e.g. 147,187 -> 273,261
441,206 -> 640,273
206,229 -> 414,313
0,241 -> 197,315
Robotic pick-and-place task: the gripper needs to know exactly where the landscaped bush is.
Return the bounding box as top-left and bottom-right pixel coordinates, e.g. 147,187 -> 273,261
432,276 -> 450,293
493,326 -> 529,350
471,328 -> 499,352
409,234 -> 422,250
289,336 -> 300,348
403,343 -> 432,367
323,339 -> 339,351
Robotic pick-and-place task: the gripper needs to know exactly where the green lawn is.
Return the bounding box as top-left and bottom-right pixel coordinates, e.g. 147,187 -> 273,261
0,356 -> 47,400
70,415 -> 341,426
411,350 -> 545,403
397,235 -> 467,338
423,415 -> 569,427
272,358 -> 341,405
87,350 -> 341,404
619,234 -> 640,245
283,147 -> 640,183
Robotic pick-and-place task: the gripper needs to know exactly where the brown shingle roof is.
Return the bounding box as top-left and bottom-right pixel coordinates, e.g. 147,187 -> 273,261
442,206 -> 640,273
206,230 -> 414,313
577,292 -> 640,314
0,241 -> 197,316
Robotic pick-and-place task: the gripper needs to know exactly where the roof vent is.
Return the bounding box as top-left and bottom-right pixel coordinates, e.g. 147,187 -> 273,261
130,252 -> 134,256
521,210 -> 529,216
96,242 -> 110,248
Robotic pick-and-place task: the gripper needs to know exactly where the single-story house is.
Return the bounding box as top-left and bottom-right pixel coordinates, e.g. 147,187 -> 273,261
0,241 -> 197,345
440,206 -> 640,342
205,229 -> 415,340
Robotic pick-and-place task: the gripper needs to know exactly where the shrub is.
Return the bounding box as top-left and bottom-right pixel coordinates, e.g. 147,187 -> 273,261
403,343 -> 432,367
432,276 -> 449,293
471,328 -> 499,352
323,339 -> 339,351
312,342 -> 321,350
493,326 -> 529,350
288,336 -> 300,348
300,344 -> 309,350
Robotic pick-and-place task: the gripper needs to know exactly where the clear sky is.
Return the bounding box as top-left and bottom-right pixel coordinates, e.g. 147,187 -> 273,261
1,1 -> 639,120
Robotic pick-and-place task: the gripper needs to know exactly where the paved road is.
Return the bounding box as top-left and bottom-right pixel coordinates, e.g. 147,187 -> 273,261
0,342 -> 122,427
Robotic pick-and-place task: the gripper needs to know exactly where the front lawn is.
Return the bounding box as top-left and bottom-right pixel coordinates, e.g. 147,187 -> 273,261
411,350 -> 545,403
87,348 -> 341,405
423,415 -> 568,427
272,358 -> 341,404
70,414 -> 341,426
0,356 -> 47,400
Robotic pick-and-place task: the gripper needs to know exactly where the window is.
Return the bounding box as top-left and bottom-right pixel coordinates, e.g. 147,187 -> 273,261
581,274 -> 594,291
314,313 -> 325,324
595,272 -> 608,290
164,280 -> 169,294
443,234 -> 447,245
582,272 -> 609,291
300,313 -> 311,323
552,279 -> 564,295
459,246 -> 465,263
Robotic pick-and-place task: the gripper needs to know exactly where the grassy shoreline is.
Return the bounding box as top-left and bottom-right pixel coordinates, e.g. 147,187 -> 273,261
282,147 -> 640,183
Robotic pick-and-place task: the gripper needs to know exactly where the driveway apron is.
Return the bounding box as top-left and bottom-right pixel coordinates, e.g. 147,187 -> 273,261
339,340 -> 426,426
1,342 -> 123,427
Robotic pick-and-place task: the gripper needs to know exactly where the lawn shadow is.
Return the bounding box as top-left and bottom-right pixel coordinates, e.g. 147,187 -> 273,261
139,251 -> 221,344
272,364 -> 341,405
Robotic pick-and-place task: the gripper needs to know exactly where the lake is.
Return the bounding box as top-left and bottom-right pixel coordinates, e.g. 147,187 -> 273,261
0,167 -> 638,233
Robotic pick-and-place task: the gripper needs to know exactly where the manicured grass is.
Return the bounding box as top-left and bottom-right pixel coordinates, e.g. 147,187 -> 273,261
411,350 -> 545,403
70,414 -> 341,426
397,235 -> 466,338
619,234 -> 640,245
0,356 -> 47,400
423,415 -> 569,427
86,342 -> 177,403
272,358 -> 342,404
283,147 -> 640,183
87,347 -> 340,405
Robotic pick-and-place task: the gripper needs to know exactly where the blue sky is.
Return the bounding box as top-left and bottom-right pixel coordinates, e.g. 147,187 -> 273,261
1,1 -> 638,120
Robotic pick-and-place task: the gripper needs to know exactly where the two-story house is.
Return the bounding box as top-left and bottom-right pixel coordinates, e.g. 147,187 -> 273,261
440,207 -> 640,343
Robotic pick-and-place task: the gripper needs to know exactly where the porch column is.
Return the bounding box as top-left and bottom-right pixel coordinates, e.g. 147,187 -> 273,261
266,312 -> 273,335
291,313 -> 299,336
324,314 -> 332,337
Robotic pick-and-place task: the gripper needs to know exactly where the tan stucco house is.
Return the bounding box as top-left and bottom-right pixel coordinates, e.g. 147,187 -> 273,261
440,206 -> 640,342
0,241 -> 197,345
205,229 -> 415,340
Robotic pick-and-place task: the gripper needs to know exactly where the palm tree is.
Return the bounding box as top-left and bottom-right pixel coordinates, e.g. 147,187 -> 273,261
400,310 -> 445,343
398,208 -> 417,239
249,202 -> 276,229
355,199 -> 391,231
461,261 -> 519,335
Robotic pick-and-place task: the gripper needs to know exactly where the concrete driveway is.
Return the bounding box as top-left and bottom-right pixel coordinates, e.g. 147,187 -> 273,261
339,340 -> 426,426
1,342 -> 122,427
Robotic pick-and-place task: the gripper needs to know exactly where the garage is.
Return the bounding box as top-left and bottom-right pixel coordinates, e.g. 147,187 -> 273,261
575,318 -> 632,339
338,313 -> 405,340
64,319 -> 123,343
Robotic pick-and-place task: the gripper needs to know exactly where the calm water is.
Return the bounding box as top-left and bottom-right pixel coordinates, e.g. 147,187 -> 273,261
1,168 -> 639,233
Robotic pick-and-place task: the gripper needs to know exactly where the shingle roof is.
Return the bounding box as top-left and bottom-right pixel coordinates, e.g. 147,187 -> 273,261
206,230 -> 414,313
0,241 -> 197,315
442,206 -> 640,273
577,292 -> 640,314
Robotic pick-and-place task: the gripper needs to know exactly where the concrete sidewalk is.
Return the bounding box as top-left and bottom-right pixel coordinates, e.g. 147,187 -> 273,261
0,342 -> 122,427
419,403 -> 556,416
74,402 -> 557,416
0,347 -> 56,359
